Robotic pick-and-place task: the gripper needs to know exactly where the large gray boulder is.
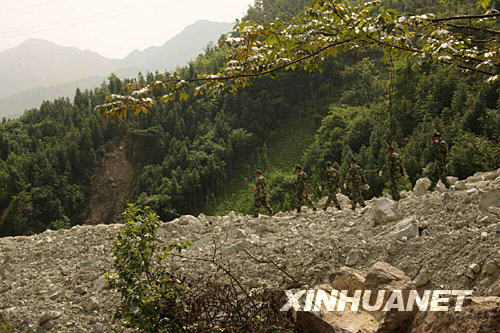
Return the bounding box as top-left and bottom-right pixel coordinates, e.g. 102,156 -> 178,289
370,198 -> 401,226
390,216 -> 419,240
413,178 -> 431,196
479,189 -> 500,211
447,176 -> 459,185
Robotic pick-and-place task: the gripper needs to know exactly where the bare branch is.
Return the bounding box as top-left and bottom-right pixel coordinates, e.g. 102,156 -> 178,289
243,249 -> 300,284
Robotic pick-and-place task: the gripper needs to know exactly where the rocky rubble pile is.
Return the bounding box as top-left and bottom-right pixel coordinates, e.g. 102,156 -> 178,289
0,169 -> 500,332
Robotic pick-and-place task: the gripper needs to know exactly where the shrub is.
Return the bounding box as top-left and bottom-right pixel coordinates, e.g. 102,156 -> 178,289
108,204 -> 293,332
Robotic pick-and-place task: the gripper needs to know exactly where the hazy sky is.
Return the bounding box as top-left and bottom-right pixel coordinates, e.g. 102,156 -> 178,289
0,0 -> 254,58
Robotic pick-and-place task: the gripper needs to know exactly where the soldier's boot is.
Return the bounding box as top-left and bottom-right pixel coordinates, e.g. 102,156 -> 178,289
336,204 -> 342,210
360,200 -> 366,208
266,206 -> 273,216
442,177 -> 451,189
253,213 -> 259,218
306,197 -> 316,212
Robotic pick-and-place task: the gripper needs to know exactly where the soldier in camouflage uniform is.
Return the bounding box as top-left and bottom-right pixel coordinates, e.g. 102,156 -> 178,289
253,170 -> 273,218
380,146 -> 404,201
294,165 -> 317,213
429,132 -> 450,191
345,158 -> 368,210
321,161 -> 342,211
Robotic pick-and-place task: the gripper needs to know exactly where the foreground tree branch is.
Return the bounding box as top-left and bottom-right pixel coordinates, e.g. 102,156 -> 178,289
96,0 -> 499,118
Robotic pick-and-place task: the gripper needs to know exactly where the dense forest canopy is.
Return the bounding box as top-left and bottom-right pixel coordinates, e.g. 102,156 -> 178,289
0,0 -> 499,236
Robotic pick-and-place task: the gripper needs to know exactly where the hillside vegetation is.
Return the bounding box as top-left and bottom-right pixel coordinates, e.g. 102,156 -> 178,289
0,0 -> 499,236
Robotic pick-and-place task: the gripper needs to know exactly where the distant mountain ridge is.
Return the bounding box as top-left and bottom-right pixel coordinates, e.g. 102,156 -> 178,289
123,20 -> 233,72
0,39 -> 119,100
0,20 -> 234,118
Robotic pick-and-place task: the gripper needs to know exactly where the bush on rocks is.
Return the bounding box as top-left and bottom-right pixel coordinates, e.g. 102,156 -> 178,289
108,204 -> 293,332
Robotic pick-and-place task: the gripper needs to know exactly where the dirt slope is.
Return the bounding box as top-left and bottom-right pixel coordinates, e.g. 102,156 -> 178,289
82,140 -> 137,225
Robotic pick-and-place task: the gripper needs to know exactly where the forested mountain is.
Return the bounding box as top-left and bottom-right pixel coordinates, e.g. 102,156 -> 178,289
0,0 -> 498,237
0,20 -> 233,118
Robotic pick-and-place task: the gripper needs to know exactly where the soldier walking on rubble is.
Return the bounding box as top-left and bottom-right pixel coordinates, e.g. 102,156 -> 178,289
253,170 -> 273,218
294,165 -> 316,213
345,158 -> 369,210
321,161 -> 342,211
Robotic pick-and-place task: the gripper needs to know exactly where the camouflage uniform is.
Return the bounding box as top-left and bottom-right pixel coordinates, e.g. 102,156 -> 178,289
322,167 -> 341,210
383,153 -> 404,201
294,170 -> 316,213
347,163 -> 366,210
430,139 -> 450,190
253,175 -> 273,217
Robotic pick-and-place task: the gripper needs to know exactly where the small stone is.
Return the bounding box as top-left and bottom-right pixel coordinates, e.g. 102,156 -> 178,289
198,213 -> 207,222
0,282 -> 11,293
83,297 -> 99,312
464,269 -> 475,279
470,263 -> 481,274
213,226 -> 223,233
466,188 -> 479,196
436,181 -> 447,192
93,276 -> 109,291
481,232 -> 488,240
221,240 -> 251,254
38,311 -> 62,325
441,192 -> 452,201
413,271 -> 430,287
345,250 -> 361,267
482,261 -> 498,276
235,228 -> 247,238
454,181 -> 466,190
93,323 -> 104,333
478,215 -> 495,224
74,286 -> 86,295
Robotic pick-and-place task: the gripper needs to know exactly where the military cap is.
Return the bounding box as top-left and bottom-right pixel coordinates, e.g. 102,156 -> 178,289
295,164 -> 302,170
256,170 -> 262,175
325,161 -> 332,166
433,132 -> 441,138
